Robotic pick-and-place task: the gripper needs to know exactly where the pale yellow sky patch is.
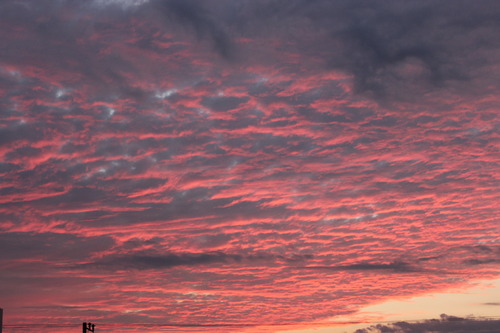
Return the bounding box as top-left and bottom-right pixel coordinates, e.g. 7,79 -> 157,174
277,278 -> 500,333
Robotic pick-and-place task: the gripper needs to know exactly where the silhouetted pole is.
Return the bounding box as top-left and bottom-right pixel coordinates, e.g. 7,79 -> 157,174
0,308 -> 3,333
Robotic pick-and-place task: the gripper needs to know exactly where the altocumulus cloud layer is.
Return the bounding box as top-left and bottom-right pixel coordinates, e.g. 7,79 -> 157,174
0,0 -> 499,331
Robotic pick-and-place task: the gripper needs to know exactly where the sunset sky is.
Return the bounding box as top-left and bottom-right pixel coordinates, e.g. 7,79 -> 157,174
0,1 -> 499,332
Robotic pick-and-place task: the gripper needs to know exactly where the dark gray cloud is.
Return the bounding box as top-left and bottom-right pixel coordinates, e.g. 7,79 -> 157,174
90,252 -> 243,269
201,96 -> 249,112
463,258 -> 500,266
0,162 -> 20,174
2,0 -> 498,102
245,0 -> 500,100
0,232 -> 114,260
299,261 -> 419,273
148,0 -> 234,59
248,0 -> 495,100
81,251 -> 312,270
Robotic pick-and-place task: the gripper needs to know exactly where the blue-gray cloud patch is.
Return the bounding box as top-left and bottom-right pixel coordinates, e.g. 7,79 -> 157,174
0,232 -> 114,261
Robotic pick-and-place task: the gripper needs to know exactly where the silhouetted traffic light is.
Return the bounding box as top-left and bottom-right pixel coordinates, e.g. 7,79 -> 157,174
82,322 -> 95,332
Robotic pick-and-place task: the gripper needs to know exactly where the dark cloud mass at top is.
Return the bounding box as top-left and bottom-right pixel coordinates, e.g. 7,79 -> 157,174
151,0 -> 234,59
0,0 -> 499,331
145,0 -> 496,100
0,0 -> 498,100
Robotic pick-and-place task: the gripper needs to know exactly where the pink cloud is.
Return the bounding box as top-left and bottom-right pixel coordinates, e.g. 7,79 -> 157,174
0,1 -> 498,332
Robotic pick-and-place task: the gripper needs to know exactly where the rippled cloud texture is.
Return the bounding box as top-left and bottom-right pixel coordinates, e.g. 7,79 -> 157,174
1,0 -> 499,331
